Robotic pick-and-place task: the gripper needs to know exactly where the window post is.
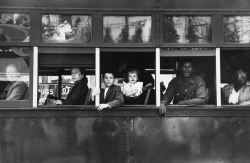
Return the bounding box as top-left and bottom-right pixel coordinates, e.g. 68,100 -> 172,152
216,48 -> 221,106
156,48 -> 161,107
32,46 -> 38,107
95,48 -> 100,107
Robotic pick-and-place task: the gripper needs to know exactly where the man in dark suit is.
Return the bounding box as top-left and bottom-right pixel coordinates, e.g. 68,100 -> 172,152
0,64 -> 28,100
92,72 -> 124,110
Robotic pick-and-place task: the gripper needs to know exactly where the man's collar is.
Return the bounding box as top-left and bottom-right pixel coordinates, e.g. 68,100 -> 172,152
177,75 -> 195,84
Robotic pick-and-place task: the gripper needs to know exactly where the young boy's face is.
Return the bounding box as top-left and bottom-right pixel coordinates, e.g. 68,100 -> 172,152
103,73 -> 114,87
128,72 -> 138,84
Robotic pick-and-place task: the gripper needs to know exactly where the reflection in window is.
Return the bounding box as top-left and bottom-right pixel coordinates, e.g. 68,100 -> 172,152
164,16 -> 212,43
103,16 -> 152,43
100,52 -> 155,105
0,13 -> 30,42
0,47 -> 30,100
42,14 -> 92,43
224,16 -> 250,43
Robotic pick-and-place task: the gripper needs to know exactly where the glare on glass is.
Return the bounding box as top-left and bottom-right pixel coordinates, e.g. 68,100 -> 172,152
42,14 -> 92,43
164,16 -> 212,43
103,16 -> 152,43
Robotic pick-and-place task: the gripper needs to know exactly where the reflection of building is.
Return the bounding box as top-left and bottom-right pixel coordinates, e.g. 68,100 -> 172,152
172,17 -> 211,43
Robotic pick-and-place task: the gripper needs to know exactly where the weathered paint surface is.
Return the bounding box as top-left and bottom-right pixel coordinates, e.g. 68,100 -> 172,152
0,115 -> 250,163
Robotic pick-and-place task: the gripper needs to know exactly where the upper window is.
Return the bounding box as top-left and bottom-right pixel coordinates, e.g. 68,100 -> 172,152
164,16 -> 212,44
0,47 -> 31,101
42,14 -> 92,43
0,13 -> 30,42
103,16 -> 152,44
224,16 -> 250,43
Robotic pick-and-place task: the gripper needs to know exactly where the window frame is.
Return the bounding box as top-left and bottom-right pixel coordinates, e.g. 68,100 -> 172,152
159,47 -> 220,106
0,46 -> 35,107
37,47 -> 96,108
160,12 -> 222,48
99,12 -> 157,47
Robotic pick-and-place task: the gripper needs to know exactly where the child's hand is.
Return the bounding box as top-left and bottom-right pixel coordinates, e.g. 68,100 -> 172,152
97,104 -> 109,111
92,88 -> 100,96
143,83 -> 153,91
91,88 -> 100,100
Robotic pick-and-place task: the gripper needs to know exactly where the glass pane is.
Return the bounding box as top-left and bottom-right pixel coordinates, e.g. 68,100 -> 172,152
0,47 -> 31,100
42,14 -> 92,43
38,76 -> 59,105
164,16 -> 212,43
224,16 -> 250,43
103,16 -> 152,43
100,52 -> 155,105
0,13 -> 30,42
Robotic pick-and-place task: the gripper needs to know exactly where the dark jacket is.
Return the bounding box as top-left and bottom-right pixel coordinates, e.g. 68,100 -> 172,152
4,81 -> 29,100
62,78 -> 88,105
162,75 -> 206,105
100,85 -> 124,108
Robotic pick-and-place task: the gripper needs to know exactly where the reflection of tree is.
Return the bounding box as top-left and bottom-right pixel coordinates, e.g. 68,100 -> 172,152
164,17 -> 179,43
206,24 -> 212,43
224,18 -> 239,43
118,17 -> 129,43
131,27 -> 143,43
104,26 -> 114,43
186,18 -> 199,43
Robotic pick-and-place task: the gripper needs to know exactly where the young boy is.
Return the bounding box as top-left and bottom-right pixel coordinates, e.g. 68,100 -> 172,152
92,72 -> 124,111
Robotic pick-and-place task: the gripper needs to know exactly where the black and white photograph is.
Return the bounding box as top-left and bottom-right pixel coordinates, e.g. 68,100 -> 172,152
1,0 -> 250,163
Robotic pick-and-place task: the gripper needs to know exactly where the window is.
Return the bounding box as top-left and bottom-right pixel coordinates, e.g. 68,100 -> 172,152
164,16 -> 212,43
38,48 -> 95,106
103,16 -> 152,44
220,49 -> 250,105
100,50 -> 156,105
42,14 -> 92,43
224,16 -> 250,43
0,47 -> 32,107
0,13 -> 30,42
160,48 -> 216,105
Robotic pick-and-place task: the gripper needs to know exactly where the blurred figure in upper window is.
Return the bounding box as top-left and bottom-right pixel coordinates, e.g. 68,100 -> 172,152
0,64 -> 28,100
159,61 -> 206,115
222,68 -> 250,105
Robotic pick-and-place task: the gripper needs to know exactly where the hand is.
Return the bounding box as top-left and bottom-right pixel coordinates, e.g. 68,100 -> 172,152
53,100 -> 62,105
97,104 -> 109,111
159,103 -> 167,115
92,88 -> 100,96
91,88 -> 100,100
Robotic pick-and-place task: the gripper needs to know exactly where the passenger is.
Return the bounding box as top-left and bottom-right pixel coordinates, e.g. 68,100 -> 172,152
122,69 -> 143,104
159,61 -> 206,114
91,71 -> 124,110
0,63 -> 28,100
54,67 -> 88,105
222,68 -> 250,105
